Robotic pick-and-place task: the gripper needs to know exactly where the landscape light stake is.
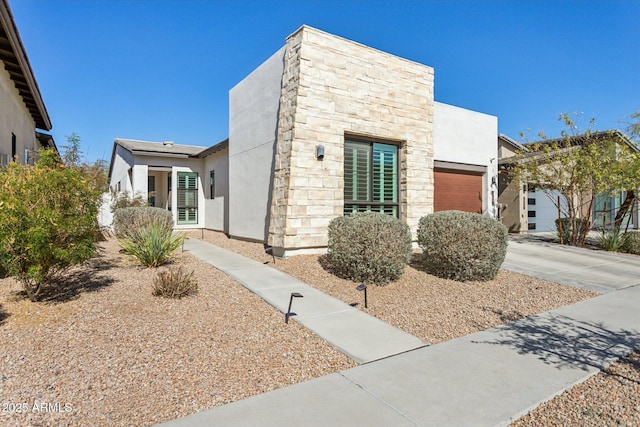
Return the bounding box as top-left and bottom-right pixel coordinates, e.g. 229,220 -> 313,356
356,283 -> 368,308
264,247 -> 276,264
285,292 -> 304,324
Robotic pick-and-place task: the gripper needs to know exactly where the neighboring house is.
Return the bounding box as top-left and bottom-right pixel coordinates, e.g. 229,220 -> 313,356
497,134 -> 529,233
108,25 -> 497,256
0,0 -> 56,166
107,138 -> 228,231
498,130 -> 638,233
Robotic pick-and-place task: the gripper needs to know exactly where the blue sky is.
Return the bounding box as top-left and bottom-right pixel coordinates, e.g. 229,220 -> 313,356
9,0 -> 640,162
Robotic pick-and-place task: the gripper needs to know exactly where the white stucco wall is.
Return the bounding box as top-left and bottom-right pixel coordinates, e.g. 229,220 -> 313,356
433,101 -> 498,217
0,65 -> 38,164
528,189 -> 565,232
228,46 -> 286,242
203,148 -> 229,232
132,164 -> 149,200
109,145 -> 134,193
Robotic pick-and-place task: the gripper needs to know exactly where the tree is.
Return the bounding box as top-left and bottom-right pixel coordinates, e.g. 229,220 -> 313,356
59,133 -> 109,193
60,132 -> 83,169
612,110 -> 640,229
511,113 -> 640,246
0,150 -> 102,301
624,110 -> 640,141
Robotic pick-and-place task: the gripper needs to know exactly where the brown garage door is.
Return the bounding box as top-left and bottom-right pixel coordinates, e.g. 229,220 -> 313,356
434,169 -> 483,213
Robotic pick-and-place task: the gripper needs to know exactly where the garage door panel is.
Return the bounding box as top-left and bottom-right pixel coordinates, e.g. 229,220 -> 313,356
434,169 -> 483,213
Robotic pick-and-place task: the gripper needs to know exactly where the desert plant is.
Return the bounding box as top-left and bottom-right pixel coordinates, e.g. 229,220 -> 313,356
0,150 -> 101,301
112,206 -> 174,239
153,266 -> 197,298
555,217 -> 589,245
327,212 -> 412,285
597,228 -> 625,252
621,231 -> 640,255
110,191 -> 148,214
118,224 -> 184,267
417,210 -> 508,281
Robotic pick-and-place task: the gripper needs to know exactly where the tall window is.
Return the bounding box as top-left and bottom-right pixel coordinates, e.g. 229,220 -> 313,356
147,176 -> 156,207
209,170 -> 215,199
11,133 -> 16,162
177,172 -> 198,224
344,138 -> 399,217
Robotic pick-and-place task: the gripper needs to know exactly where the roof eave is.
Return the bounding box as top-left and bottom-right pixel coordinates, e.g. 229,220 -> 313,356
195,139 -> 229,158
0,0 -> 52,130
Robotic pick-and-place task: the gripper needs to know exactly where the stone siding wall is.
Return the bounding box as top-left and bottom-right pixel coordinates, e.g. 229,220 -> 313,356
268,26 -> 435,255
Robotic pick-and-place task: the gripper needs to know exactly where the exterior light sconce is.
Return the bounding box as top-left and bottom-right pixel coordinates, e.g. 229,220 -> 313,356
316,145 -> 325,160
356,283 -> 368,308
285,292 -> 304,323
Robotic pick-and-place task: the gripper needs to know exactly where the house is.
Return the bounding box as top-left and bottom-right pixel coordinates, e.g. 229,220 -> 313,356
107,138 -> 229,231
0,0 -> 56,165
498,130 -> 639,233
497,134 -> 529,233
108,25 -> 497,256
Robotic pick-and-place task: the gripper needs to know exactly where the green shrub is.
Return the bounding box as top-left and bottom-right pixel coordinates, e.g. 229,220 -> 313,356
327,212 -> 412,285
0,150 -> 101,301
417,210 -> 508,281
153,266 -> 197,298
112,206 -> 174,239
555,217 -> 588,245
597,228 -> 625,252
621,231 -> 640,255
119,224 -> 184,267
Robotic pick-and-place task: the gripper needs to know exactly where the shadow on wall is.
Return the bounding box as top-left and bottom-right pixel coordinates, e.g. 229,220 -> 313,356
472,313 -> 640,374
264,98 -> 282,244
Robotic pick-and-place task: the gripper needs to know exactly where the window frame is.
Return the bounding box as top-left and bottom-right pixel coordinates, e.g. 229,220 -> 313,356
344,137 -> 400,217
209,170 -> 215,200
11,133 -> 16,162
147,175 -> 156,207
176,171 -> 198,225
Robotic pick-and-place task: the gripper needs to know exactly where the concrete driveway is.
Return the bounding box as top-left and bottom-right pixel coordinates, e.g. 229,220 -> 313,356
503,237 -> 640,294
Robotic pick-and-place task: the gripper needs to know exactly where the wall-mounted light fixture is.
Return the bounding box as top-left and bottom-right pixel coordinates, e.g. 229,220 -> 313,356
285,292 -> 304,323
316,145 -> 325,160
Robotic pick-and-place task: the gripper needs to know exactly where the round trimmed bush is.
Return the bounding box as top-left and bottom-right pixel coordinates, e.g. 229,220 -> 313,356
112,206 -> 174,239
417,210 -> 508,281
327,212 -> 412,285
622,231 -> 640,255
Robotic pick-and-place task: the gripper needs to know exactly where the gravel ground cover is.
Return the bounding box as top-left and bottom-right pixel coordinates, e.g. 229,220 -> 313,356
191,230 -> 596,344
0,238 -> 355,426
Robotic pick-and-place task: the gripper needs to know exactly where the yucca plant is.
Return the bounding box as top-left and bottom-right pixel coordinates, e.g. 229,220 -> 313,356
621,231 -> 640,254
119,224 -> 184,267
598,228 -> 625,252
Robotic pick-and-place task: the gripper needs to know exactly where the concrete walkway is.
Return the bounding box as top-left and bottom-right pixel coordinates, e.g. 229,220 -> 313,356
159,239 -> 640,427
182,238 -> 426,364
